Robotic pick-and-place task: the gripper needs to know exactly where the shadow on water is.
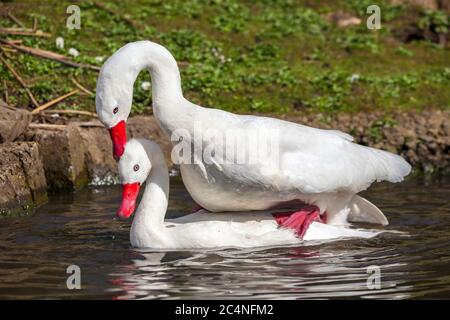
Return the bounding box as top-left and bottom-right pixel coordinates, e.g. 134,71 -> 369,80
0,176 -> 449,299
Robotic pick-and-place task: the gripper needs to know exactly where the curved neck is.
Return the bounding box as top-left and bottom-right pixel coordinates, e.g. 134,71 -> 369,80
131,143 -> 170,245
129,41 -> 183,106
103,41 -> 184,111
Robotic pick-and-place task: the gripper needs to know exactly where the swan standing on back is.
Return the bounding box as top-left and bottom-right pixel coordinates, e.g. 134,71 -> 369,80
117,139 -> 379,249
96,40 -> 411,225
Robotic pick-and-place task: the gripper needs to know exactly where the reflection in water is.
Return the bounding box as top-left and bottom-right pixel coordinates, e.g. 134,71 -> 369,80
0,176 -> 449,299
109,244 -> 416,300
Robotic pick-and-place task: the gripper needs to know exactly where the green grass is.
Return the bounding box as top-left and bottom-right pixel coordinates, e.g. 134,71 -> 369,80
0,0 -> 448,116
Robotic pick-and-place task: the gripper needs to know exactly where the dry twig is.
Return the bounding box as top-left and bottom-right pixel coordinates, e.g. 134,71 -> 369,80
29,123 -> 67,130
4,39 -> 22,45
3,80 -> 9,104
0,27 -> 51,37
0,53 -> 40,107
31,90 -> 80,114
32,17 -> 38,31
77,121 -> 104,128
7,12 -> 25,28
0,39 -> 100,71
71,78 -> 95,96
42,109 -> 97,117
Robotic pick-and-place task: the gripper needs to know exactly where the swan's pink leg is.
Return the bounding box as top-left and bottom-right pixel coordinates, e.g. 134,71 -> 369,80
272,205 -> 326,239
191,204 -> 205,213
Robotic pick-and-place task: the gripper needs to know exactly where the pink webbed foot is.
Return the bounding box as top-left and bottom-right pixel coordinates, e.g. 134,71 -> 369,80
272,205 -> 326,239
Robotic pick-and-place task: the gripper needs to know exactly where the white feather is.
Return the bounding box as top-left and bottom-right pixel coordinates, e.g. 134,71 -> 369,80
120,139 -> 381,250
96,41 -> 411,225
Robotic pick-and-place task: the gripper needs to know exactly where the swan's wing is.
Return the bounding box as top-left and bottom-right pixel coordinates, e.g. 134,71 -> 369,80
277,118 -> 411,193
201,114 -> 411,194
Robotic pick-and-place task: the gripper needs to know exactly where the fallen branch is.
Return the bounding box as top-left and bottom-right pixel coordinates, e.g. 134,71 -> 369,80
0,47 -> 17,54
0,39 -> 100,71
0,53 -> 40,107
32,17 -> 38,31
71,78 -> 95,96
93,1 -> 143,29
77,121 -> 104,128
7,12 -> 25,28
29,123 -> 67,130
0,28 -> 51,37
31,89 -> 79,114
2,79 -> 9,105
1,39 -> 66,59
30,121 -> 104,129
0,41 -> 21,54
4,39 -> 22,45
42,109 -> 97,117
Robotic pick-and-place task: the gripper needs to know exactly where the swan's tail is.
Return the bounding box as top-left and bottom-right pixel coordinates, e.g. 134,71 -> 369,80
366,147 -> 412,184
347,195 -> 388,226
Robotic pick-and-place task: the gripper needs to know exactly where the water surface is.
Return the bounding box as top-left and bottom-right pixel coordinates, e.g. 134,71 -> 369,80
0,176 -> 449,299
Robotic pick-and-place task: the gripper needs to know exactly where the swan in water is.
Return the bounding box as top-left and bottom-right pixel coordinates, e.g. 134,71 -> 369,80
116,139 -> 381,249
96,40 -> 411,225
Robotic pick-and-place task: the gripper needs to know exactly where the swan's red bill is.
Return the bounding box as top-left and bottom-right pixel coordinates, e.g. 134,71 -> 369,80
109,120 -> 127,160
116,182 -> 140,219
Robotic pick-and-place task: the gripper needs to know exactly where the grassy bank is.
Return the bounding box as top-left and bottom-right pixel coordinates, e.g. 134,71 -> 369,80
0,0 -> 449,116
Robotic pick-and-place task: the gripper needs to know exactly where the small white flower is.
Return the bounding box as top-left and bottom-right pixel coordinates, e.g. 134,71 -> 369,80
349,73 -> 360,83
68,48 -> 79,57
94,56 -> 104,62
55,37 -> 64,49
141,81 -> 151,91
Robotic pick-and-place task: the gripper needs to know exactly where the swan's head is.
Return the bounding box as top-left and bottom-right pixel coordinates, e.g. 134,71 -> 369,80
96,73 -> 134,160
116,139 -> 151,219
96,41 -> 182,161
96,44 -> 139,160
96,69 -> 132,160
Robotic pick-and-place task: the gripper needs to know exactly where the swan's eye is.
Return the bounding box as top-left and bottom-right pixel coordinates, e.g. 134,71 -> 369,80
133,164 -> 140,172
113,106 -> 119,114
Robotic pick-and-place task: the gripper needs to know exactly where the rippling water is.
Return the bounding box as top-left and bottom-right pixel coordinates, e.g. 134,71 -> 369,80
0,176 -> 449,299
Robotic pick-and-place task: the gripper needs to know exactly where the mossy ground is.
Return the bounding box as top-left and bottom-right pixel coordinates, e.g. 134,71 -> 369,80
0,0 -> 448,117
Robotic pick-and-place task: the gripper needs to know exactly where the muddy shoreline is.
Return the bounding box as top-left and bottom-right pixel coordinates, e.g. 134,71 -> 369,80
1,109 -> 449,216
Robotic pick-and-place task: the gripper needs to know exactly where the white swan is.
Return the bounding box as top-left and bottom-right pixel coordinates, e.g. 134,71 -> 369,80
117,139 -> 380,249
96,40 -> 411,225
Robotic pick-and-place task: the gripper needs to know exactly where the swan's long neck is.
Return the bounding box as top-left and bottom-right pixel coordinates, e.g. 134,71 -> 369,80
130,143 -> 170,247
128,41 -> 183,106
99,41 -> 185,118
98,41 -> 199,137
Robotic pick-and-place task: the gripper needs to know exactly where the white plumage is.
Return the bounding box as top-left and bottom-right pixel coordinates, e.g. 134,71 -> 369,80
96,41 -> 411,226
119,139 -> 380,249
